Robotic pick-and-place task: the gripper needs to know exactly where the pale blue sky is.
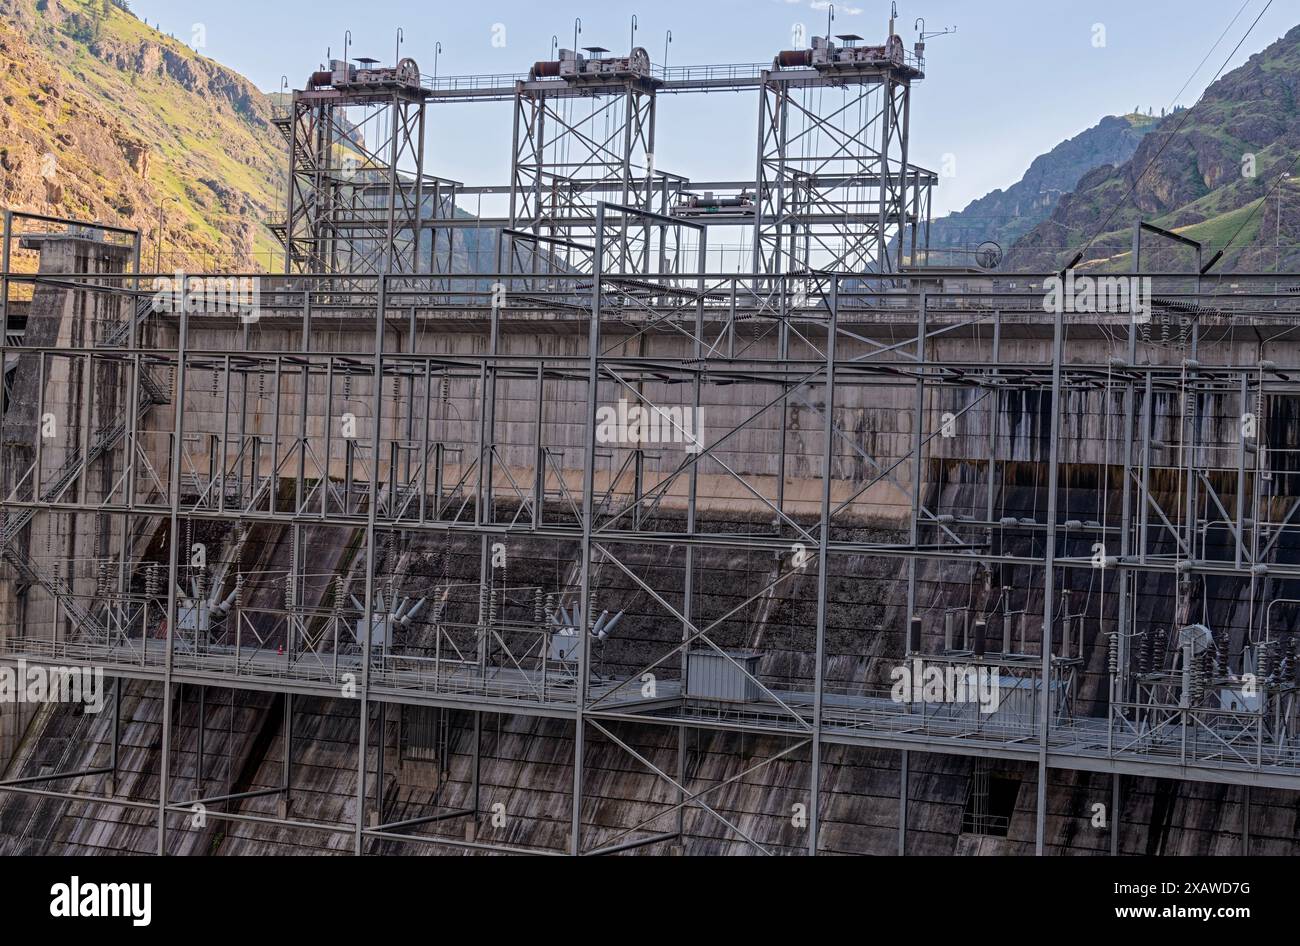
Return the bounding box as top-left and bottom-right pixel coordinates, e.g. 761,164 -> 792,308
130,0 -> 1294,217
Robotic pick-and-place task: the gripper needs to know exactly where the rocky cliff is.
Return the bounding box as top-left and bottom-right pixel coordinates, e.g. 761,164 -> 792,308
0,0 -> 283,271
927,113 -> 1162,265
1009,25 -> 1300,272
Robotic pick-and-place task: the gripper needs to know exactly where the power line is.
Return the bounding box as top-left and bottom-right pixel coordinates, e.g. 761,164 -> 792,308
1073,0 -> 1274,265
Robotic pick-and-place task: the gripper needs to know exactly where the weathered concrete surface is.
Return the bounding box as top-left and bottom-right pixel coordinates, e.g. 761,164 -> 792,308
4,245 -> 1300,852
2,490 -> 1298,855
0,235 -> 135,765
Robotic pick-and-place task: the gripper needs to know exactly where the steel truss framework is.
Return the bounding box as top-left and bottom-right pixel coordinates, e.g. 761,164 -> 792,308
276,82 -> 431,276
276,39 -> 936,284
1,20 -> 1298,851
753,69 -> 917,275
3,203 -> 1300,856
506,77 -> 663,276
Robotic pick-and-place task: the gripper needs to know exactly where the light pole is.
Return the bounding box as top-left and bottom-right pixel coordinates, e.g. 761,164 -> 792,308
155,195 -> 179,273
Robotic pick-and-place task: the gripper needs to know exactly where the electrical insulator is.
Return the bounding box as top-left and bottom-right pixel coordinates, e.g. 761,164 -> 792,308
1107,630 -> 1118,675
257,371 -> 267,401
488,587 -> 498,625
588,590 -> 597,629
478,583 -> 488,626
146,562 -> 161,598
440,374 -> 450,403
343,373 -> 353,399
211,369 -> 220,397
545,593 -> 556,624
534,588 -> 544,626
235,572 -> 245,608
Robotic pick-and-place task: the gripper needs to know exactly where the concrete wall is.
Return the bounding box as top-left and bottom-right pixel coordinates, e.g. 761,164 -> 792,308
0,235 -> 134,764
3,257 -> 1299,852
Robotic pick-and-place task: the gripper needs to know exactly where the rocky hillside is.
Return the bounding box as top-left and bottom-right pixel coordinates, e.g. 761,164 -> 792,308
0,0 -> 284,272
1008,24 -> 1300,273
926,112 -> 1163,265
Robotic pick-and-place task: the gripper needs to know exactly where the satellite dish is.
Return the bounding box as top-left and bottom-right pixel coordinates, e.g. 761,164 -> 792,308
975,240 -> 1003,270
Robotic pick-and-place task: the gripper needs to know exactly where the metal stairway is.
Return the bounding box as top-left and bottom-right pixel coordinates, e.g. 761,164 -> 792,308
1,293 -> 170,639
268,111 -> 319,271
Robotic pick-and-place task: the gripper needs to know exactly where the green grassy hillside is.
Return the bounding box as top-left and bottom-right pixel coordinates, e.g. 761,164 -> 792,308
0,0 -> 284,272
1009,25 -> 1300,273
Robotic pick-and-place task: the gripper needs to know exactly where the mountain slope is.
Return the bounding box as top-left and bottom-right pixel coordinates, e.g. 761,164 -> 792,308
0,0 -> 284,271
925,112 -> 1164,265
1008,24 -> 1300,272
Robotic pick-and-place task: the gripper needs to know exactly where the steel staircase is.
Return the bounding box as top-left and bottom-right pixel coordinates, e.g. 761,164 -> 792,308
1,293 -> 170,639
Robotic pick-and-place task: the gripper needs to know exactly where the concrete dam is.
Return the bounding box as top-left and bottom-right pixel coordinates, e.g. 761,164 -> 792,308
2,27 -> 1299,857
